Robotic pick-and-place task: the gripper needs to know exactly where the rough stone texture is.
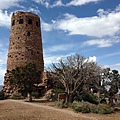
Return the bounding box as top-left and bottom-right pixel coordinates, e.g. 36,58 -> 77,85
7,11 -> 44,71
3,11 -> 44,97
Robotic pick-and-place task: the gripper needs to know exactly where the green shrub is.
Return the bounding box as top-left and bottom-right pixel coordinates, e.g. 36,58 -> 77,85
32,92 -> 40,98
82,107 -> 90,113
54,100 -> 64,108
71,101 -> 113,114
64,102 -> 69,108
80,92 -> 98,104
72,103 -> 82,113
100,99 -> 107,104
0,91 -> 4,100
99,107 -> 113,114
54,101 -> 69,108
97,104 -> 113,114
10,93 -> 24,100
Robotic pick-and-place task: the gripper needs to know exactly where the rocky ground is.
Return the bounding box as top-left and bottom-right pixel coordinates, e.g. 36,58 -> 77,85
0,99 -> 120,120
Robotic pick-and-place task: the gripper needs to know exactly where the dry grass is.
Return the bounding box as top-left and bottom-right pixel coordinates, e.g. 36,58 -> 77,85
0,100 -> 120,120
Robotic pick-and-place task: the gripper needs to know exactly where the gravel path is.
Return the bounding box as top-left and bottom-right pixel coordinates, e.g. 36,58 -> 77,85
0,100 -> 119,120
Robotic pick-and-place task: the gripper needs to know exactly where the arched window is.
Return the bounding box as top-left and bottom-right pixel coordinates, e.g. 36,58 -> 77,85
36,22 -> 39,27
28,19 -> 32,24
19,19 -> 24,24
27,32 -> 30,36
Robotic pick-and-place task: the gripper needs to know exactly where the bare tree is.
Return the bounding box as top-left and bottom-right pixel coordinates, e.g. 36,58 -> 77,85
47,54 -> 102,103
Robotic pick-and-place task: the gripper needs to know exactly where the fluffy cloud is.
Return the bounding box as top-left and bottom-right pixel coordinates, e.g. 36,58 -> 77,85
33,0 -> 100,8
32,0 -> 50,8
47,44 -> 76,52
41,20 -> 52,31
82,36 -> 120,47
0,45 -> 7,85
66,0 -> 100,6
44,52 -> 75,65
0,10 -> 11,28
51,0 -> 64,8
88,56 -> 97,62
84,56 -> 97,63
52,5 -> 120,37
0,66 -> 6,85
28,7 -> 40,14
0,0 -> 23,10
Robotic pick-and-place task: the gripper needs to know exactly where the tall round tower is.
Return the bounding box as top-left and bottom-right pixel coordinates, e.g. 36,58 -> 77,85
7,11 -> 44,71
3,11 -> 44,97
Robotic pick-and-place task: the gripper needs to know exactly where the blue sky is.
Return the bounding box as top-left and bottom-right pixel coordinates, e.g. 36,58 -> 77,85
0,0 -> 120,85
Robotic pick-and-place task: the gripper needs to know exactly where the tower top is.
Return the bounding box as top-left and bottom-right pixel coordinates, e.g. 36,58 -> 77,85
12,11 -> 39,18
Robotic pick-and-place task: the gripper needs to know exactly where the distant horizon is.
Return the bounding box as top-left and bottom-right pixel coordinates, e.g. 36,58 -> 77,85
0,0 -> 120,85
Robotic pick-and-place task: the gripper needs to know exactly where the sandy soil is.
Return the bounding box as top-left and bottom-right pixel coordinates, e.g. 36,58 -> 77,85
0,99 -> 120,120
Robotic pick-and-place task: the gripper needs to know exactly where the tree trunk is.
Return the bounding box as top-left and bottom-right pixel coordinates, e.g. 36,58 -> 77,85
27,92 -> 32,102
66,93 -> 74,103
109,97 -> 113,106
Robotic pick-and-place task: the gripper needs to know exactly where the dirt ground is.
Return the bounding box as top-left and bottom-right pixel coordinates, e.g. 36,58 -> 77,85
0,99 -> 120,120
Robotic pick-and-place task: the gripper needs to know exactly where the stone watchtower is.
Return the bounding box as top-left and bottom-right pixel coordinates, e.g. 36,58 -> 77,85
3,11 -> 44,97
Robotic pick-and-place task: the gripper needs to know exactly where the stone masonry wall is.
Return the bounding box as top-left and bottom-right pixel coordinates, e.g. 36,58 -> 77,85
3,11 -> 44,98
7,11 -> 44,71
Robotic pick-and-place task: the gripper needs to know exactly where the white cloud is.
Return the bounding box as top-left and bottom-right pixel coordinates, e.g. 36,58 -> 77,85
0,67 -> 6,85
32,0 -> 50,8
47,44 -> 76,52
28,4 -> 120,38
88,56 -> 97,62
0,10 -> 11,28
33,0 -> 100,8
84,56 -> 97,63
41,20 -> 52,31
44,54 -> 63,66
82,37 -> 120,47
51,0 -> 64,8
52,5 -> 120,37
66,0 -> 100,6
0,48 -> 7,85
28,7 -> 40,14
44,52 -> 75,66
0,0 -> 23,9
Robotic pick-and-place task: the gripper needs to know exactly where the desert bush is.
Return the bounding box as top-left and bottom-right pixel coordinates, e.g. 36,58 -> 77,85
97,104 -> 113,114
72,101 -> 113,114
32,92 -> 40,98
77,92 -> 98,105
64,102 -> 69,108
72,101 -> 90,113
54,101 -> 69,108
72,103 -> 82,113
0,91 -> 4,100
10,93 -> 24,100
100,99 -> 107,104
54,100 -> 64,108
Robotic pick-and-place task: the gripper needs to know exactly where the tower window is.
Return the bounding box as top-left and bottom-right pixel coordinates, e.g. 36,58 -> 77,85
27,32 -> 30,36
19,19 -> 24,24
37,51 -> 39,54
36,22 -> 39,27
28,19 -> 32,24
12,20 -> 15,26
